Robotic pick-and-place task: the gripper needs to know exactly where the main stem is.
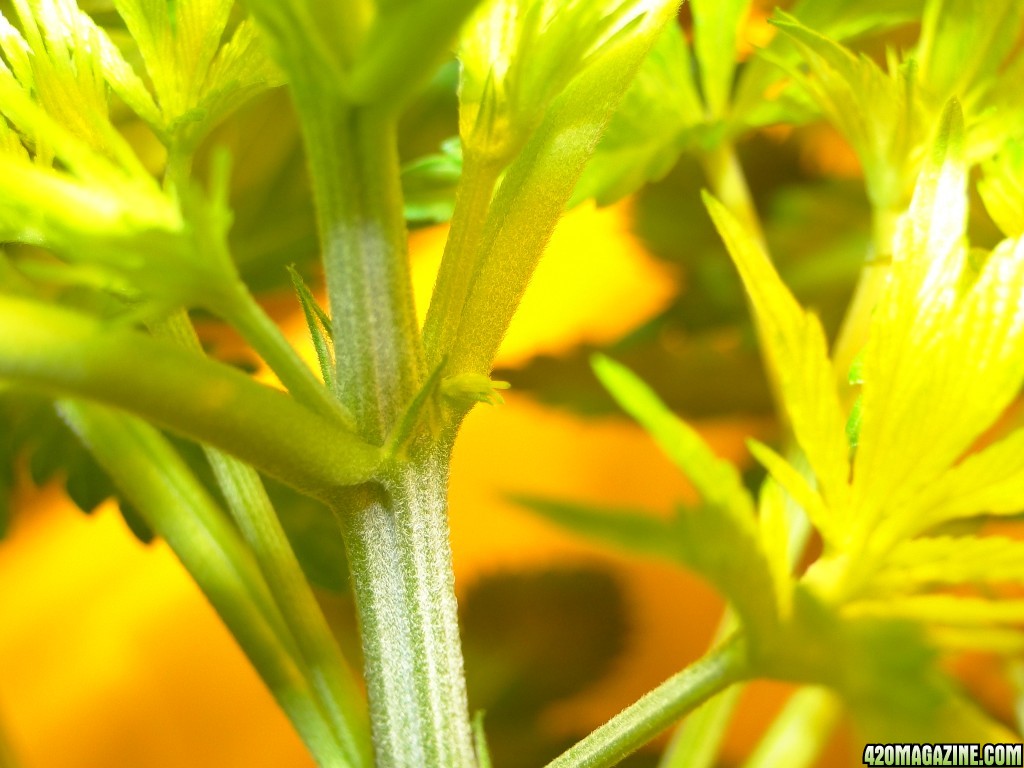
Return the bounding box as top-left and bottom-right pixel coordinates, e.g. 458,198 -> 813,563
335,445 -> 476,768
298,95 -> 424,444
294,85 -> 474,766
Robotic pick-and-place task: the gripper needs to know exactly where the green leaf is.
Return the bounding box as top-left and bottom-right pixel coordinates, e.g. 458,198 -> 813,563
589,355 -> 779,639
0,1 -> 146,174
288,265 -> 334,393
510,496 -> 683,563
401,137 -> 463,223
704,192 -> 851,518
473,711 -> 493,768
182,19 -> 283,148
916,0 -> 1024,112
690,0 -> 750,119
109,0 -> 282,148
674,500 -> 780,643
730,0 -> 923,135
592,354 -> 756,522
458,0 -> 664,160
769,10 -> 929,210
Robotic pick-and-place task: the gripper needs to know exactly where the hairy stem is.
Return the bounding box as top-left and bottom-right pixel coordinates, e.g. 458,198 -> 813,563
546,637 -> 748,768
296,95 -> 425,443
335,446 -> 476,768
0,294 -> 381,495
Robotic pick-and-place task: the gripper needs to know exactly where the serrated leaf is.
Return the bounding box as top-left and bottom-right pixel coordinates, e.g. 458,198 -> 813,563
730,0 -> 924,135
917,0 -> 1024,112
183,19 -> 283,148
112,0 -> 232,116
854,104 -> 1024,538
288,266 -> 334,392
589,355 -> 781,639
905,427 -> 1024,535
593,354 -> 756,521
675,499 -> 780,642
704,193 -> 850,520
109,0 -> 280,149
458,0 -> 673,160
510,496 -> 682,563
770,10 -> 928,210
872,536 -> 1024,594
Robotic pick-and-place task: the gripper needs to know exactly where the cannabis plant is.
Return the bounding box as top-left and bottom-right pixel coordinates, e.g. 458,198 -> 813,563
3,0 -> 1024,767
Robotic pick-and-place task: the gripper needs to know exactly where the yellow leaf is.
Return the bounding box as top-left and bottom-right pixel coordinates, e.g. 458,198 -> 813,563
704,192 -> 850,525
851,103 -> 1024,540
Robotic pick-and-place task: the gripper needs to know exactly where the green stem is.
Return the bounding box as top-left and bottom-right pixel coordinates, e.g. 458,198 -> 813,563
296,94 -> 424,444
545,637 -> 748,768
701,142 -> 767,251
659,614 -> 741,768
0,294 -> 381,495
153,312 -> 372,767
58,401 -> 353,768
422,150 -> 503,368
335,445 -> 476,768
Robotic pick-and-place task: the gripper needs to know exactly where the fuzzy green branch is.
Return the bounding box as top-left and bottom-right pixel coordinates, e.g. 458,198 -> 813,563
545,637 -> 749,768
0,294 -> 382,495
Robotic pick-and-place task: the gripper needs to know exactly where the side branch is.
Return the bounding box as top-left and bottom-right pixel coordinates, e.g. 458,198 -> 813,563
545,637 -> 748,768
0,294 -> 382,495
